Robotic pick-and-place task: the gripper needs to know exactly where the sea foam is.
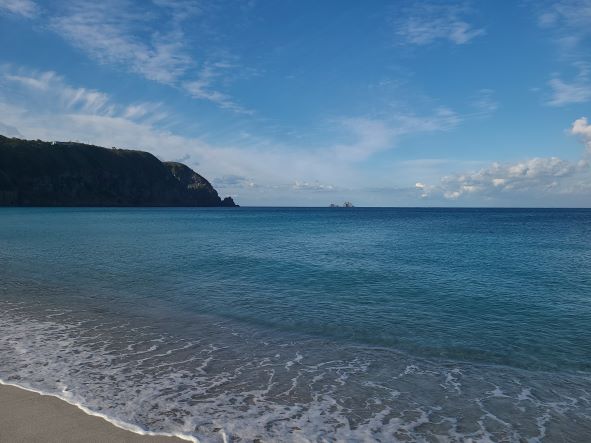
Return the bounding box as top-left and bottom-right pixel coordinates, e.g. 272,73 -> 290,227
1,299 -> 590,442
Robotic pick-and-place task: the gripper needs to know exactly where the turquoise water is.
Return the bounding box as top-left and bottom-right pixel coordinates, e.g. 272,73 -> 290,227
1,208 -> 591,441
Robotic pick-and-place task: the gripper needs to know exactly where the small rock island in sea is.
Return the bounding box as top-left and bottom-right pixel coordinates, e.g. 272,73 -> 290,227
329,201 -> 354,208
0,135 -> 237,207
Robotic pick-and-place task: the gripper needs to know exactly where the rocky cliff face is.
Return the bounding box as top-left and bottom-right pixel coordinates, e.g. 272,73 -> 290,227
0,135 -> 237,207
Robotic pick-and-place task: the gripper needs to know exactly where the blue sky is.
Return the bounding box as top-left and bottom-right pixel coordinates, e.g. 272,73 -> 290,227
1,0 -> 591,206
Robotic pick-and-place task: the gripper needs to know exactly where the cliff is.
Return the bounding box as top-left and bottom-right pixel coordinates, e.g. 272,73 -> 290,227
0,135 -> 237,207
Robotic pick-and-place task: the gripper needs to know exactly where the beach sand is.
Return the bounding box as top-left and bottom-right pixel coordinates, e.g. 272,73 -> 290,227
0,384 -> 188,443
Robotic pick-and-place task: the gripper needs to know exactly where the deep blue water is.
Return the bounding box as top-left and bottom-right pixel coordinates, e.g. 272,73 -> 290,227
1,207 -> 591,441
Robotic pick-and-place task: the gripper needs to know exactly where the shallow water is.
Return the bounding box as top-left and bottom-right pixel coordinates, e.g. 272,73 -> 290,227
1,207 -> 591,441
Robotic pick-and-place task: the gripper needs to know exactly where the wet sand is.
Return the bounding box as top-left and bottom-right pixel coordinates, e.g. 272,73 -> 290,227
0,384 -> 188,443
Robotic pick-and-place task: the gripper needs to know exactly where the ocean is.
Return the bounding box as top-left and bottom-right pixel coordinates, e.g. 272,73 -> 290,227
1,207 -> 590,442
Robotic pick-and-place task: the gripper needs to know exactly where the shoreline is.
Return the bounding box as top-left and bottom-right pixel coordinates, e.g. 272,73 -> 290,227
0,381 -> 195,443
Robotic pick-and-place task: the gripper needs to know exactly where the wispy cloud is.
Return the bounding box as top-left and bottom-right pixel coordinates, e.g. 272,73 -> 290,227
471,89 -> 499,114
394,107 -> 462,133
547,63 -> 591,105
537,0 -> 591,51
292,181 -> 336,192
547,78 -> 591,105
0,0 -> 37,18
0,66 -> 471,205
327,108 -> 461,163
392,1 -> 485,46
0,120 -> 22,137
3,69 -> 114,115
151,0 -> 201,23
212,175 -> 257,189
0,66 -> 173,134
184,61 -> 253,114
536,2 -> 591,106
50,0 -> 193,84
45,0 -> 247,112
0,67 -> 233,177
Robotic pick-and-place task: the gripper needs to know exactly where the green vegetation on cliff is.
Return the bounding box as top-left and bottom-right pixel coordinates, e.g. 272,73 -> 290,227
0,135 -> 237,207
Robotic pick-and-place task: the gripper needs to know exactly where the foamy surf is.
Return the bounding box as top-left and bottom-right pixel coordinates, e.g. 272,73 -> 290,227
1,299 -> 590,442
0,379 -> 199,442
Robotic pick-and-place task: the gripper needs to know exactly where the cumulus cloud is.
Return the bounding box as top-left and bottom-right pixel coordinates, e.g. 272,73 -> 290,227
392,2 -> 485,46
571,116 -> 591,150
0,0 -> 38,18
436,157 -> 588,199
414,181 -> 431,199
417,117 -> 591,203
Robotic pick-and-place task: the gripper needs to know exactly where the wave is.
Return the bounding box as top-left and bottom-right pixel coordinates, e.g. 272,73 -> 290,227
1,299 -> 590,442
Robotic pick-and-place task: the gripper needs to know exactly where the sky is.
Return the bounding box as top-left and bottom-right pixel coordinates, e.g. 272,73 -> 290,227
1,0 -> 591,206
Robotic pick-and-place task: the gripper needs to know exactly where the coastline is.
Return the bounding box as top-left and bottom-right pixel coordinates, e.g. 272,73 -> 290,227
0,382 -> 194,443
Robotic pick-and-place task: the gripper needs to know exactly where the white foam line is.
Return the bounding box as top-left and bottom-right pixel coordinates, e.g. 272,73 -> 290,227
0,379 -> 199,443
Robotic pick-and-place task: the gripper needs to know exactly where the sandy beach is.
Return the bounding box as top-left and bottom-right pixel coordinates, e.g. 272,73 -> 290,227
0,384 -> 188,443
